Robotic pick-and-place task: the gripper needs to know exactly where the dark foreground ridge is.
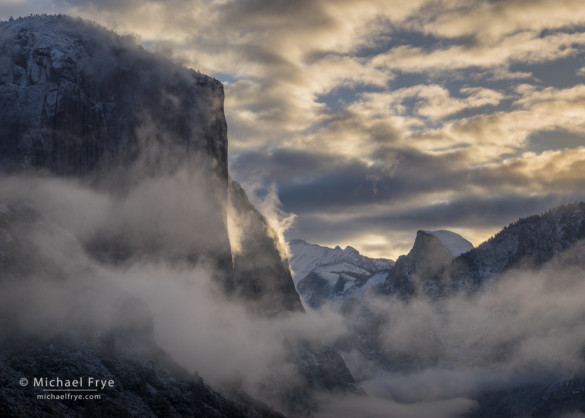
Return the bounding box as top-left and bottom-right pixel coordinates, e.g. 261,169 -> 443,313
1,335 -> 284,418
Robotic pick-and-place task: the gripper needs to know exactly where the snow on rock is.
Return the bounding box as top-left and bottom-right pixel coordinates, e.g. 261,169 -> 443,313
288,239 -> 393,285
287,239 -> 339,284
0,15 -> 227,177
314,262 -> 370,277
289,239 -> 394,308
422,230 -> 474,257
378,229 -> 474,299
447,201 -> 585,289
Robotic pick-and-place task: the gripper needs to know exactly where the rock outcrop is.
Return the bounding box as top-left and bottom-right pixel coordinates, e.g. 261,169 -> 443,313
229,179 -> 304,315
380,229 -> 472,298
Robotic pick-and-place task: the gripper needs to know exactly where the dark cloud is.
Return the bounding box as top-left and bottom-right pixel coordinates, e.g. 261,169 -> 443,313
230,148 -> 352,181
232,148 -> 499,212
232,145 -> 585,249
363,194 -> 581,229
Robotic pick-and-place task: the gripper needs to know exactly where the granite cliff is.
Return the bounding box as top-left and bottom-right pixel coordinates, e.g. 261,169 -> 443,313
0,15 -> 353,417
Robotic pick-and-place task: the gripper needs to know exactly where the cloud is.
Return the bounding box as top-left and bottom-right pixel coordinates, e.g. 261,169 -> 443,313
0,172 -> 349,412
347,84 -> 505,125
372,31 -> 585,76
3,0 -> 585,308
424,0 -> 585,42
4,4 -> 580,155
319,249 -> 585,415
234,145 -> 585,215
375,263 -> 585,374
443,85 -> 585,159
233,179 -> 297,260
231,140 -> 585,259
4,171 -> 585,416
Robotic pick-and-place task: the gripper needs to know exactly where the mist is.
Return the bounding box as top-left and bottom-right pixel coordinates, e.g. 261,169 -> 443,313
316,259 -> 585,417
2,169 -> 585,417
0,171 -> 348,412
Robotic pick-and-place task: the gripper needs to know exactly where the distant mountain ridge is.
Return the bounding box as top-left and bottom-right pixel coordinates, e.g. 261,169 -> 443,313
291,203 -> 585,307
289,228 -> 472,308
442,201 -> 585,292
288,239 -> 394,308
383,201 -> 585,298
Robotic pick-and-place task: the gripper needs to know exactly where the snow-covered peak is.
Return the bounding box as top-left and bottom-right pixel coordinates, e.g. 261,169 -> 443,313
288,240 -> 338,284
290,239 -> 394,309
420,230 -> 473,257
288,239 -> 394,285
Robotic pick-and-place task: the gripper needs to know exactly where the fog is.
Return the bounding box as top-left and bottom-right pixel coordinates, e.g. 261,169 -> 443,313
0,171 -> 347,411
325,259 -> 585,417
377,267 -> 585,374
1,169 -> 585,417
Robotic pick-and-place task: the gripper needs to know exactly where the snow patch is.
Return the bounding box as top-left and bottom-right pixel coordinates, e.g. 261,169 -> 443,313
315,262 -> 370,277
290,239 -> 394,308
423,230 -> 473,257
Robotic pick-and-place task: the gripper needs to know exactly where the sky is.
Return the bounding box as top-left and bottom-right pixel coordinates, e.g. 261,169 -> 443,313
2,0 -> 585,259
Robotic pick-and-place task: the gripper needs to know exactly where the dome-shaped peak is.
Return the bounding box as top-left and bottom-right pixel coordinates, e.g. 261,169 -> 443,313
417,229 -> 473,257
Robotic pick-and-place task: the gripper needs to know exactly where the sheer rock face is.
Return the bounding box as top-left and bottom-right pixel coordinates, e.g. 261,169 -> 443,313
380,230 -> 473,298
228,179 -> 304,315
0,15 -> 308,316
